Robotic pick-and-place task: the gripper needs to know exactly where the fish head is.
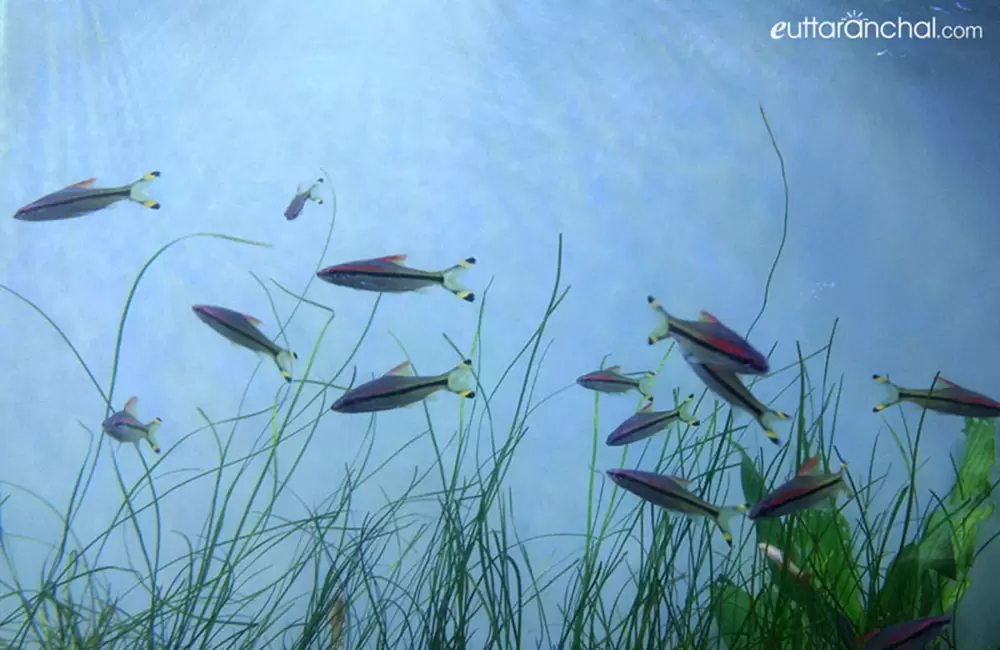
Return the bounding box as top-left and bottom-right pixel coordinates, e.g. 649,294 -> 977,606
191,304 -> 214,323
747,500 -> 764,520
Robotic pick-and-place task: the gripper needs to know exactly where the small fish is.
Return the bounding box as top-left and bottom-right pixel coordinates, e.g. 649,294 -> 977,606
749,456 -> 850,519
855,615 -> 950,650
317,255 -> 477,302
577,365 -> 655,400
682,352 -> 787,445
101,396 -> 162,453
647,296 -> 769,375
606,468 -> 746,546
872,374 -> 1000,419
284,177 -> 324,220
758,543 -> 812,584
605,393 -> 700,446
331,359 -> 475,413
14,171 -> 161,221
192,305 -> 298,382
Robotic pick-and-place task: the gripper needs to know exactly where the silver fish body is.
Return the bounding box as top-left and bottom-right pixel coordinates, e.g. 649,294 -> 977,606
317,255 -> 476,302
284,177 -> 323,220
331,360 -> 475,413
101,396 -> 161,453
748,469 -> 846,519
605,394 -> 699,446
577,365 -> 654,399
858,615 -> 950,650
647,296 -> 769,375
192,305 -> 297,382
873,374 -> 1000,418
14,171 -> 161,221
682,352 -> 786,445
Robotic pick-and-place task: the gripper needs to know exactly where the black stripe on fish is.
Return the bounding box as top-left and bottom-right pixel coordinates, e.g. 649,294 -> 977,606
211,316 -> 278,354
25,187 -> 130,212
637,477 -> 719,517
699,363 -> 766,417
899,389 -> 996,411
671,324 -> 753,368
345,377 -> 449,407
755,475 -> 841,517
334,268 -> 443,283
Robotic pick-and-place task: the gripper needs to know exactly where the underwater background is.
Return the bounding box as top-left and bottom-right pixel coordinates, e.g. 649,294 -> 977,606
2,0 -> 1000,648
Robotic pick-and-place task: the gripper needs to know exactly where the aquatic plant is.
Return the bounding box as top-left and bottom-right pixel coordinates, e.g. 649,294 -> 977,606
0,113 -> 996,650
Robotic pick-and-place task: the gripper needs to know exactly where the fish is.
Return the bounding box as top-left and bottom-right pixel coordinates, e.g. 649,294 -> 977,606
855,615 -> 950,650
872,374 -> 1000,419
331,359 -> 475,413
758,543 -> 812,585
284,177 -> 324,220
682,352 -> 787,445
576,365 -> 655,400
14,171 -> 161,221
605,393 -> 700,446
317,255 -> 477,302
192,305 -> 298,382
606,468 -> 746,546
748,456 -> 850,520
101,396 -> 162,453
646,296 -> 769,375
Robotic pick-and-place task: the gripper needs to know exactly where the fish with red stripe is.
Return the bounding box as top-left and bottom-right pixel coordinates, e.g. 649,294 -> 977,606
576,364 -> 655,401
317,254 -> 477,302
331,360 -> 475,413
605,393 -> 700,446
646,295 -> 769,375
854,615 -> 950,650
192,305 -> 298,382
748,456 -> 851,520
284,177 -> 324,220
14,171 -> 161,221
873,374 -> 1000,419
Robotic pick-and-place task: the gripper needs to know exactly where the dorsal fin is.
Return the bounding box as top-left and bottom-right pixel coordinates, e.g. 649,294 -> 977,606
69,178 -> 97,189
377,254 -> 408,264
386,361 -> 414,376
605,364 -> 622,373
242,313 -> 263,327
853,629 -> 879,645
666,475 -> 693,487
797,456 -> 820,476
699,310 -> 721,324
638,400 -> 654,413
933,376 -> 960,389
124,396 -> 138,416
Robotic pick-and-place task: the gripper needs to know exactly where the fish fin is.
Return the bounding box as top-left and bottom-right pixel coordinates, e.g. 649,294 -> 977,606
445,359 -> 476,398
757,409 -> 789,446
932,376 -> 960,389
386,361 -> 415,376
638,399 -> 654,413
308,177 -> 324,203
124,396 -> 138,416
636,371 -> 656,399
604,364 -> 622,373
145,417 -> 162,454
666,475 -> 694,487
796,456 -> 820,476
677,393 -> 700,426
378,254 -> 409,264
274,349 -> 297,383
646,295 -> 671,345
853,629 -> 879,646
126,170 -> 161,210
69,178 -> 97,189
698,310 -> 721,324
872,374 -> 901,412
715,506 -> 745,548
242,313 -> 263,327
441,257 -> 477,302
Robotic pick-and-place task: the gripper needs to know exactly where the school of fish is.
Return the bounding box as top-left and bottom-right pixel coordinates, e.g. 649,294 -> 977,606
15,170 -> 997,649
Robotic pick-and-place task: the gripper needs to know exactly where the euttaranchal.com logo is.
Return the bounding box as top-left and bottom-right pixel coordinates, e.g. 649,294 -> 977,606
771,10 -> 984,40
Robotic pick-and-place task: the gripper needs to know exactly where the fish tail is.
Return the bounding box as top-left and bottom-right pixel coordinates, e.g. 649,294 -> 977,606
127,171 -> 161,210
145,417 -> 162,454
715,506 -> 745,547
274,348 -> 298,383
677,393 -> 700,426
646,295 -> 671,345
445,359 -> 476,399
308,177 -> 324,204
636,372 -> 656,399
441,257 -> 477,302
758,409 -> 789,446
872,374 -> 901,413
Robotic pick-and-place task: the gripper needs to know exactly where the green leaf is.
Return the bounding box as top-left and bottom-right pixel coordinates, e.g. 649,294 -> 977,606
952,418 -> 996,504
710,577 -> 757,649
875,543 -> 923,620
739,446 -> 781,548
798,510 -> 862,623
920,504 -> 960,580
